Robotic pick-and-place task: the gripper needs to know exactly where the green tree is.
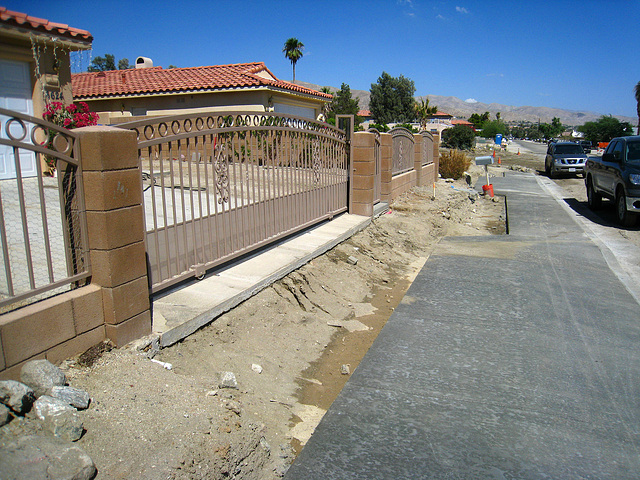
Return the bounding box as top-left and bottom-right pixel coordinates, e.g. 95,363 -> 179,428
635,81 -> 640,134
538,118 -> 564,140
468,112 -> 490,129
118,58 -> 131,70
327,83 -> 361,125
442,125 -> 475,150
369,72 -> 416,125
88,54 -> 116,72
479,120 -> 509,139
415,98 -> 438,130
578,115 -> 633,143
282,37 -> 304,83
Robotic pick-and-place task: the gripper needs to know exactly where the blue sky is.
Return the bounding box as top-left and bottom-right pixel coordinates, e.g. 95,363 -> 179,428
9,0 -> 640,118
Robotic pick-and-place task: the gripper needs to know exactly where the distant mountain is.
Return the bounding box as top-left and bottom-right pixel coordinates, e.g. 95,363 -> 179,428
297,81 -> 635,127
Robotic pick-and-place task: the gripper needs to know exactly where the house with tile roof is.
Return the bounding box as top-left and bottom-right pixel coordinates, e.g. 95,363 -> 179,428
0,7 -> 92,179
72,60 -> 333,123
0,6 -> 92,115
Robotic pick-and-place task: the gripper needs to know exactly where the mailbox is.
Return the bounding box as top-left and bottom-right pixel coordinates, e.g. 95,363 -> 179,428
475,156 -> 494,166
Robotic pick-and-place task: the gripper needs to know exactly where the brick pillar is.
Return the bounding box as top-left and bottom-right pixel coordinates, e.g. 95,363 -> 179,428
413,134 -> 423,187
350,132 -> 376,216
432,132 -> 440,183
76,126 -> 151,347
380,133 -> 393,203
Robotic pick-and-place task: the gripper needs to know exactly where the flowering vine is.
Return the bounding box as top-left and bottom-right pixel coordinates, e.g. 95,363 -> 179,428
42,101 -> 99,173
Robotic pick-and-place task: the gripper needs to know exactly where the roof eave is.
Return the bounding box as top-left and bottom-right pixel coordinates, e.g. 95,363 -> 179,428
75,85 -> 331,103
0,24 -> 92,50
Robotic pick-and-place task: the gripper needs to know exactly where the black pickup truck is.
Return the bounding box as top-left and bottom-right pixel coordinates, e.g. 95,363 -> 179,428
584,135 -> 640,226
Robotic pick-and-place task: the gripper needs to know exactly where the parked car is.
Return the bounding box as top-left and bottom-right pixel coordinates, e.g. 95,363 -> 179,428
545,142 -> 588,178
578,140 -> 592,153
584,135 -> 640,226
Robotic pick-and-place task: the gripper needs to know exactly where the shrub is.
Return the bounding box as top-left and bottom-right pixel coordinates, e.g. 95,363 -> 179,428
442,125 -> 475,150
439,149 -> 471,179
394,123 -> 419,133
368,123 -> 389,132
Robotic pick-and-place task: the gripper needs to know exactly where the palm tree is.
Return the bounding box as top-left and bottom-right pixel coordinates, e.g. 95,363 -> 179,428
415,97 -> 438,130
635,81 -> 640,134
283,38 -> 304,83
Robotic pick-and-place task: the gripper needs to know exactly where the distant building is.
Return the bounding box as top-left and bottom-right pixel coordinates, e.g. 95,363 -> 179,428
72,61 -> 332,123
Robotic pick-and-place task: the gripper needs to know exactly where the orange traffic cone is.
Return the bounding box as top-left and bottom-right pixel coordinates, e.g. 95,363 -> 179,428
517,149 -> 520,155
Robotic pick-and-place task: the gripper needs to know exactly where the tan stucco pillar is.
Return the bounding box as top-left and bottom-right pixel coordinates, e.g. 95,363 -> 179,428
350,132 -> 376,217
380,133 -> 393,203
76,126 -> 151,346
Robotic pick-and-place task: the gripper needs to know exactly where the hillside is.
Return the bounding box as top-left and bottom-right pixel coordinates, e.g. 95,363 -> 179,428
297,81 -> 635,127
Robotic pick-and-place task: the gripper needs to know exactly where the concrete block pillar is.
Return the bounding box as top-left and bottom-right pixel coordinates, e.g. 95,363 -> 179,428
413,134 -> 424,187
76,126 -> 151,347
350,132 -> 376,217
432,132 -> 441,182
380,133 -> 393,203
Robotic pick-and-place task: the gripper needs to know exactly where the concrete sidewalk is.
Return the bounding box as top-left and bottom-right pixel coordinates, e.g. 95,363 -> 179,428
151,204 -> 387,347
285,172 -> 640,479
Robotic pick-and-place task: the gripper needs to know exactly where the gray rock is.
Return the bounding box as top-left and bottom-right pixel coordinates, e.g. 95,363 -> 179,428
43,409 -> 84,442
0,435 -> 95,480
0,403 -> 12,426
51,386 -> 91,410
0,380 -> 35,414
20,360 -> 66,397
34,395 -> 75,420
218,371 -> 238,389
347,255 -> 358,265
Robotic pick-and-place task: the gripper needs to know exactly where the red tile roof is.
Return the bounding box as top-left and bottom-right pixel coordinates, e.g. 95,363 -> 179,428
357,109 -> 372,117
431,111 -> 453,117
0,7 -> 92,44
72,62 -> 333,100
451,119 -> 474,125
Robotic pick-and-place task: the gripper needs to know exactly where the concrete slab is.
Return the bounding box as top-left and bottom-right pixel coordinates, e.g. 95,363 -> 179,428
151,213 -> 372,347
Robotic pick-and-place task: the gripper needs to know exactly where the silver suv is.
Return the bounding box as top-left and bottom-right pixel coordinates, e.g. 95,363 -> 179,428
545,142 -> 587,178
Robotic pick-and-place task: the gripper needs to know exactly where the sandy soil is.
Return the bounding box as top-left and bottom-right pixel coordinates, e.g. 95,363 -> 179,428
12,143 -> 637,480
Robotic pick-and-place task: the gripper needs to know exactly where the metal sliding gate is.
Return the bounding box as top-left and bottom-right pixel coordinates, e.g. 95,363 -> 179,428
119,112 -> 349,293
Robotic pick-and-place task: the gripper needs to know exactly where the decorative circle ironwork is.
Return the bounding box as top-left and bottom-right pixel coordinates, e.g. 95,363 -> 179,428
143,124 -> 155,140
195,117 -> 204,131
52,132 -> 72,155
184,118 -> 193,132
31,125 -> 49,147
158,122 -> 168,137
171,120 -> 181,135
5,118 -> 28,142
207,116 -> 215,129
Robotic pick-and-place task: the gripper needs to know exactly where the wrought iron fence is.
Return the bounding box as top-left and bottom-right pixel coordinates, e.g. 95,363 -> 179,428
0,107 -> 90,312
118,111 -> 349,293
421,132 -> 434,166
390,127 -> 415,176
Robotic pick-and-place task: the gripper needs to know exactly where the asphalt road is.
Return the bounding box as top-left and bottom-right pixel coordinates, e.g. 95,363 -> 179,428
508,139 -> 549,156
